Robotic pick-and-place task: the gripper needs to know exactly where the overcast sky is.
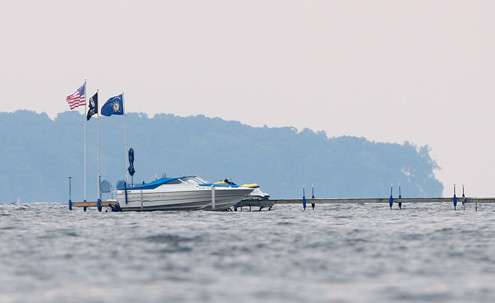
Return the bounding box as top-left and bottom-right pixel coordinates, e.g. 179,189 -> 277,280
0,0 -> 492,196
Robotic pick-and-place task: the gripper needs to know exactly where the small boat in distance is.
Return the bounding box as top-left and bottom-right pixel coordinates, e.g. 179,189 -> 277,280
113,176 -> 254,211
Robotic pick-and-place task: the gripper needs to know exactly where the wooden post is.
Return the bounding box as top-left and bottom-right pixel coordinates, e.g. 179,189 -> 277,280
211,186 -> 216,210
140,190 -> 144,211
68,176 -> 73,211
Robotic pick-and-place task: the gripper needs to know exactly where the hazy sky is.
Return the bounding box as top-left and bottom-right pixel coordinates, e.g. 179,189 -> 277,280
0,0 -> 492,196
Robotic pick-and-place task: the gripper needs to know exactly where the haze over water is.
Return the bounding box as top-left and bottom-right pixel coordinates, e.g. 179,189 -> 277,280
1,203 -> 494,302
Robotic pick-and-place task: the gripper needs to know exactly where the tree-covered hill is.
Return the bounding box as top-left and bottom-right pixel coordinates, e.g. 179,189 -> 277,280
0,110 -> 442,202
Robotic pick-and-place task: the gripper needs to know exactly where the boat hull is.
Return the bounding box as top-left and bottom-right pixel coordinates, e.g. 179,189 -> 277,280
115,187 -> 253,211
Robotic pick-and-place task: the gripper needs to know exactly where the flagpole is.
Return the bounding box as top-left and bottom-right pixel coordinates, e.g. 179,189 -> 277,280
83,80 -> 87,202
96,89 -> 101,201
123,91 -> 128,184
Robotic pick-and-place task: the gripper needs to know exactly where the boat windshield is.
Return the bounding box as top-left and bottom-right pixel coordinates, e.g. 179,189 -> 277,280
179,176 -> 208,185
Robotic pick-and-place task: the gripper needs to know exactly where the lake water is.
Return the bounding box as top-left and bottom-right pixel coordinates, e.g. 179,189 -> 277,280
1,202 -> 495,303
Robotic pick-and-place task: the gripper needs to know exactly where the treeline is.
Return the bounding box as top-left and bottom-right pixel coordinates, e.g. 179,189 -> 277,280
0,110 -> 442,202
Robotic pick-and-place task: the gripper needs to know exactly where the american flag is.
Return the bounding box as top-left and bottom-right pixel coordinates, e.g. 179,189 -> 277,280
66,82 -> 86,110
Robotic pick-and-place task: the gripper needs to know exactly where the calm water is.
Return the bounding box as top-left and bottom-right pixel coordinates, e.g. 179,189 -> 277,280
1,202 -> 495,303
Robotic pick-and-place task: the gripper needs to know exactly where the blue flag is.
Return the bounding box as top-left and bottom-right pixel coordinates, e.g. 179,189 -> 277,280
101,94 -> 124,116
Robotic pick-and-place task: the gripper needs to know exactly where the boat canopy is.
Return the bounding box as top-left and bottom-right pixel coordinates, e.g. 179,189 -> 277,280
117,176 -> 209,190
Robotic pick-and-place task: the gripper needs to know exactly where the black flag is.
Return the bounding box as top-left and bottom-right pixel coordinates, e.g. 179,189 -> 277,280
86,92 -> 98,121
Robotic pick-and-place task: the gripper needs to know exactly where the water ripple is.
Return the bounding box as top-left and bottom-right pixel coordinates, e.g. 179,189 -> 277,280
0,202 -> 495,303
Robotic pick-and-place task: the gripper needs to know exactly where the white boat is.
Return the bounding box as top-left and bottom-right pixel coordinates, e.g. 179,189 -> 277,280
213,179 -> 272,210
113,176 -> 254,211
213,180 -> 270,200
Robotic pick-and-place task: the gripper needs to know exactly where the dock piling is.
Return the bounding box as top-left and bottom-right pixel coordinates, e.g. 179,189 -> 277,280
124,181 -> 129,205
398,185 -> 402,209
96,199 -> 102,212
302,187 -> 307,210
453,185 -> 458,210
388,186 -> 394,209
311,185 -> 315,210
211,186 -> 216,210
68,176 -> 73,211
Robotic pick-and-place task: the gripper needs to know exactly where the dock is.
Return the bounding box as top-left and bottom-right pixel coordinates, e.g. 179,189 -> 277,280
270,197 -> 495,204
234,199 -> 274,211
72,201 -> 117,211
73,201 -> 117,208
71,197 -> 495,211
